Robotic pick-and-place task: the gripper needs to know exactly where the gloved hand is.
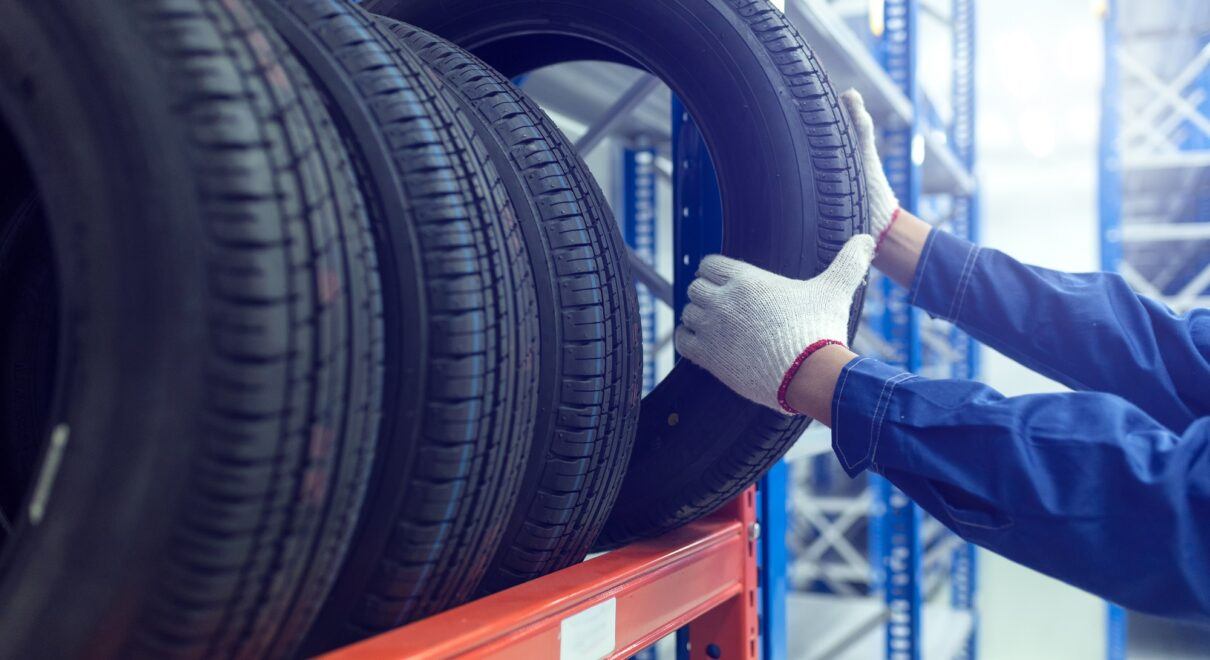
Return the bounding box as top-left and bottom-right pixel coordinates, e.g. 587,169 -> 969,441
840,89 -> 901,246
675,235 -> 875,415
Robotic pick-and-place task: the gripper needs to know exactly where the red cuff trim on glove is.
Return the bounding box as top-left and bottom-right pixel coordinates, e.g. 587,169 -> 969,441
777,339 -> 845,415
875,207 -> 902,252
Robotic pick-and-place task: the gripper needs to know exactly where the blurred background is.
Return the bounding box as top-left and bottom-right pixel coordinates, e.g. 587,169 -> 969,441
971,2 -> 1105,658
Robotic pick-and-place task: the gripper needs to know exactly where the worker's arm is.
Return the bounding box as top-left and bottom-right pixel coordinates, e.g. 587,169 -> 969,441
812,354 -> 1210,623
841,90 -> 1210,431
898,212 -> 1207,431
675,230 -> 1210,620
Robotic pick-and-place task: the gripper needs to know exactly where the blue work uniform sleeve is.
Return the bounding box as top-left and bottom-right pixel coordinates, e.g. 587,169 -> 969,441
910,228 -> 1210,432
832,357 -> 1210,623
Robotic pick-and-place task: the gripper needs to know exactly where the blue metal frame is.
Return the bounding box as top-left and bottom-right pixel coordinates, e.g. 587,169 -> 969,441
667,103 -> 709,660
622,142 -> 660,394
1097,3 -> 1124,648
670,99 -> 722,321
1098,0 -> 1123,279
949,1 -> 980,656
1105,605 -> 1127,660
876,1 -> 924,657
670,98 -> 791,658
760,461 -> 789,660
950,544 -> 979,660
951,0 -> 980,378
785,0 -> 979,655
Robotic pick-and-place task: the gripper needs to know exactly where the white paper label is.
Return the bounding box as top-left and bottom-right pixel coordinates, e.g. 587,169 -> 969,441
771,0 -> 786,11
559,598 -> 616,660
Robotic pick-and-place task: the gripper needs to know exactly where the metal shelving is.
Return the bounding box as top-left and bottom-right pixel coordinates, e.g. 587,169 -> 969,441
1099,0 -> 1210,316
1099,1 -> 1210,657
787,0 -> 980,658
786,592 -> 973,660
785,0 -> 976,197
324,491 -> 759,660
343,0 -> 985,656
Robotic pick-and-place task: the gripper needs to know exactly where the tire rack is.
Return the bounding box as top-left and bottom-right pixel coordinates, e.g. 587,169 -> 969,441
781,0 -> 980,658
323,489 -> 759,659
323,38 -> 771,657
327,0 -> 981,655
1099,1 -> 1210,657
489,0 -> 982,656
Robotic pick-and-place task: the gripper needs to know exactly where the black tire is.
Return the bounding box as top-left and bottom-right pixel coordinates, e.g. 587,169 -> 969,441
0,1 -> 383,657
364,0 -> 869,547
379,21 -> 643,594
0,194 -> 56,524
247,2 -> 540,652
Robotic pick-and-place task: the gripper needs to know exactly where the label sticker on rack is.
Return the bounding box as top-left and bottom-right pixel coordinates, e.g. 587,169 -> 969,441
559,598 -> 616,660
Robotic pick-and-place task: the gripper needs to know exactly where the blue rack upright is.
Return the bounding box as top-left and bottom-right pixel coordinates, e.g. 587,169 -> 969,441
780,0 -> 980,658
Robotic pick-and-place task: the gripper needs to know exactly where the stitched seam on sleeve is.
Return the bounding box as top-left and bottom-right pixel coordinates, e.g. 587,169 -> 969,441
954,516 -> 1011,530
944,243 -> 979,322
870,373 -> 917,470
950,247 -> 982,323
909,231 -> 940,307
866,372 -> 908,466
832,357 -> 872,469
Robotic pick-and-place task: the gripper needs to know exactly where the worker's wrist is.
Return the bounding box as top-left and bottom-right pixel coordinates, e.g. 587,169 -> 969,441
904,227 -> 980,325
871,209 -> 931,289
828,357 -> 913,477
875,208 -> 902,251
782,343 -> 858,423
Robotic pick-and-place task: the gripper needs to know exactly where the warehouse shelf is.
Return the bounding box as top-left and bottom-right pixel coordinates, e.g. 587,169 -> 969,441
788,0 -> 980,658
1100,0 -> 1210,655
513,2 -> 980,657
786,593 -> 974,660
522,63 -> 671,149
785,0 -> 976,196
324,490 -> 758,660
521,1 -> 979,198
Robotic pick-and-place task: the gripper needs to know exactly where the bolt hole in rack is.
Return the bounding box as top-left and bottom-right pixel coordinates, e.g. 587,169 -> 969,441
1099,0 -> 1210,657
328,0 -> 979,657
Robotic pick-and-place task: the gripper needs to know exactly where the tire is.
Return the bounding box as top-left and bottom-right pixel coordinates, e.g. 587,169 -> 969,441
245,2 -> 539,653
364,0 -> 869,547
378,21 -> 643,595
0,1 -> 383,657
0,194 -> 55,523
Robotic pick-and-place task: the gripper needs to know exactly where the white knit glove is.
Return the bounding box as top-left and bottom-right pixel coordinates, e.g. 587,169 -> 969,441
675,235 -> 876,415
840,89 -> 901,244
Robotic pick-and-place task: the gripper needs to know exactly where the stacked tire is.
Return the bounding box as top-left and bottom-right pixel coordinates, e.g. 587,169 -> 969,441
366,0 -> 869,549
0,0 -> 864,657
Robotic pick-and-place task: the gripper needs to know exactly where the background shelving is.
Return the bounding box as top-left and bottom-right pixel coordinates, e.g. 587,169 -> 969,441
1099,0 -> 1210,657
784,0 -> 980,658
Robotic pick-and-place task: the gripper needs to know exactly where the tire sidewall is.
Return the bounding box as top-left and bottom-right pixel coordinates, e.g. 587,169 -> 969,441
367,0 -> 866,542
0,3 -> 208,655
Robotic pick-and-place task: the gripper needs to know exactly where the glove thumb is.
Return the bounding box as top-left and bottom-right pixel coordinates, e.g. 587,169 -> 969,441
840,89 -> 876,148
818,234 -> 875,298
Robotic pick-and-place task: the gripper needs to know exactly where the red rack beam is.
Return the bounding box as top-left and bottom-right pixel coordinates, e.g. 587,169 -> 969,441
323,489 -> 758,660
